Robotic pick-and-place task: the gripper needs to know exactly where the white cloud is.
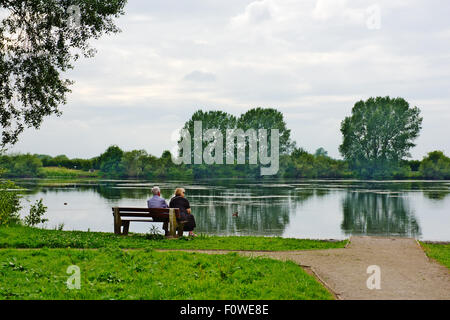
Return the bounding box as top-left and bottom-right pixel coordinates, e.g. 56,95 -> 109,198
312,0 -> 348,20
230,0 -> 275,27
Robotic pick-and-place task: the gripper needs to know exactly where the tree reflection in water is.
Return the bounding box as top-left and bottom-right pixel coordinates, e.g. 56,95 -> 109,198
187,188 -> 293,236
341,192 -> 421,237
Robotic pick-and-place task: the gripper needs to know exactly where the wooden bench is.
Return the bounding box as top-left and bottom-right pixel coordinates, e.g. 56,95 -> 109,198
112,207 -> 185,237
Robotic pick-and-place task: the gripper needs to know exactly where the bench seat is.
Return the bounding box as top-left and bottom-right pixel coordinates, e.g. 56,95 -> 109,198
112,207 -> 184,237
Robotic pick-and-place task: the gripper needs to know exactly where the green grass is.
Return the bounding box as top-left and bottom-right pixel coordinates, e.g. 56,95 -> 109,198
0,226 -> 344,300
0,225 -> 347,251
39,167 -> 99,178
0,248 -> 334,300
420,242 -> 450,269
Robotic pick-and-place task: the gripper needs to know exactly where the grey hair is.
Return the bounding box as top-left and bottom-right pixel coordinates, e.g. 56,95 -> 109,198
151,186 -> 161,195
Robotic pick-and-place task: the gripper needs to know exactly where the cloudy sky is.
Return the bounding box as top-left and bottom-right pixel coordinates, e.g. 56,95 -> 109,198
10,0 -> 450,159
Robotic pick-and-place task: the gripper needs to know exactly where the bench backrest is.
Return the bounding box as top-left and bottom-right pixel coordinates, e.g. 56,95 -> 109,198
112,207 -> 181,219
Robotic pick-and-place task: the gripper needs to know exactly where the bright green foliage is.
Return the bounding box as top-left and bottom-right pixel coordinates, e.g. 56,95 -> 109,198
0,248 -> 334,300
0,0 -> 127,146
39,167 -> 98,178
23,199 -> 48,227
0,180 -> 22,226
340,97 -> 422,179
419,151 -> 450,179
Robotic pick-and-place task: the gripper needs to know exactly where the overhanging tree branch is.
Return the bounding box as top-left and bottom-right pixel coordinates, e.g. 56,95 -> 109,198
0,0 -> 127,147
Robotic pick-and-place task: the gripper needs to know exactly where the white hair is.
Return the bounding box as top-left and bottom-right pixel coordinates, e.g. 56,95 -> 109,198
151,186 -> 161,195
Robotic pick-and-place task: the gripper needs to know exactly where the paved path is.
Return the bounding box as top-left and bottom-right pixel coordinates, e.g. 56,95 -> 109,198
158,236 -> 450,300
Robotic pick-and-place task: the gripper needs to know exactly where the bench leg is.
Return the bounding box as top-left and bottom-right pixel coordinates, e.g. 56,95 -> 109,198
113,208 -> 121,235
122,221 -> 130,236
168,209 -> 177,237
177,224 -> 184,237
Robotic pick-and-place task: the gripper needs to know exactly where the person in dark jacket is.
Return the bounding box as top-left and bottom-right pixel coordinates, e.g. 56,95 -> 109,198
169,187 -> 196,236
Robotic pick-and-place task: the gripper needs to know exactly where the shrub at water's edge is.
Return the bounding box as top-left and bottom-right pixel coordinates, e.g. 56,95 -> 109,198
23,199 -> 48,227
0,181 -> 22,226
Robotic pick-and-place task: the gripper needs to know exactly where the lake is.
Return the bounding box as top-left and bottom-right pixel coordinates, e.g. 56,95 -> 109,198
14,179 -> 450,241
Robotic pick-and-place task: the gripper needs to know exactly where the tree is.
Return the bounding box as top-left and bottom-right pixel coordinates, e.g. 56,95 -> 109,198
419,151 -> 450,179
49,154 -> 70,167
12,153 -> 43,177
97,145 -> 125,177
339,97 -> 422,178
121,149 -> 147,178
237,108 -> 294,155
0,153 -> 43,177
0,0 -> 127,147
282,147 -> 350,179
180,110 -> 237,164
178,108 -> 294,178
236,108 -> 295,177
314,147 -> 329,157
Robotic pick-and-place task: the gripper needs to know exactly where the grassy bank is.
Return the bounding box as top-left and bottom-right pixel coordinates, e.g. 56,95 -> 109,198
0,225 -> 347,251
0,248 -> 334,300
420,242 -> 450,268
39,167 -> 99,178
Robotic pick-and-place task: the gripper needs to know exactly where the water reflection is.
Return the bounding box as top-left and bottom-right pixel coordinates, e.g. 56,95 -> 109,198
341,192 -> 421,237
423,190 -> 450,200
13,179 -> 450,240
193,199 -> 291,236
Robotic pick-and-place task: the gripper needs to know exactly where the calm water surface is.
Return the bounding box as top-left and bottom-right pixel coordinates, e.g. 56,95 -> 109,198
14,179 -> 450,241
